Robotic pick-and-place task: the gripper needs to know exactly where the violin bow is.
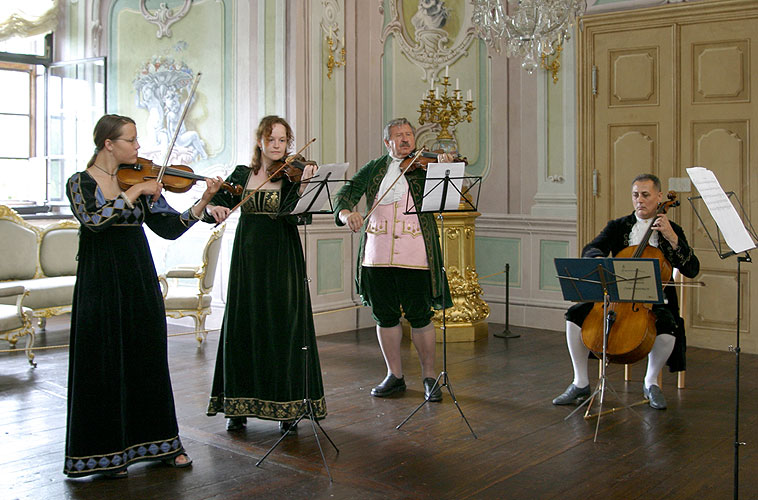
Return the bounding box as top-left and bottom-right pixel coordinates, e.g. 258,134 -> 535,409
156,72 -> 202,185
215,138 -> 316,227
361,148 -> 425,224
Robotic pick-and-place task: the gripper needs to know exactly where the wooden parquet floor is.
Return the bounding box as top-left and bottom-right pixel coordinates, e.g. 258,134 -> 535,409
2,317 -> 757,500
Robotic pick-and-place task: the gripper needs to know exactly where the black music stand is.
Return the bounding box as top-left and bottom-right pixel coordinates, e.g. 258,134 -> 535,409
555,257 -> 663,442
395,164 -> 481,439
688,182 -> 757,499
255,167 -> 347,482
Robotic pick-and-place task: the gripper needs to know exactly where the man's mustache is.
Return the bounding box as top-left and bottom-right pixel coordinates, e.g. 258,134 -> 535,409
399,141 -> 411,147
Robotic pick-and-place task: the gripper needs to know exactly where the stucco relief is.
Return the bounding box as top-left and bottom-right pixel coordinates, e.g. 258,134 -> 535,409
381,0 -> 476,81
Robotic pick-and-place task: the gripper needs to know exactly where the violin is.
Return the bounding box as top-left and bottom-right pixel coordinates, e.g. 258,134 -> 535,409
581,191 -> 680,365
265,154 -> 318,182
399,149 -> 468,172
117,157 -> 242,195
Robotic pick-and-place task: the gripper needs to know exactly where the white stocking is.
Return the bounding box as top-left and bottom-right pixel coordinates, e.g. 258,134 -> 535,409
645,333 -> 675,389
566,321 -> 590,388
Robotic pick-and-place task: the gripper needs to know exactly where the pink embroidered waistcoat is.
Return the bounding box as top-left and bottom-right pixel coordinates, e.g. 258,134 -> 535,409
362,190 -> 429,269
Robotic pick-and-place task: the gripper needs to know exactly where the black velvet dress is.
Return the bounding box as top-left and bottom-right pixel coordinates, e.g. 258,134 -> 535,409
206,165 -> 326,422
64,171 -> 198,477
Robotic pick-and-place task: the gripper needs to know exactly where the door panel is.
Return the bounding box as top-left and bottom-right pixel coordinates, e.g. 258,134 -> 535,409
680,18 -> 757,351
578,0 -> 758,353
591,27 -> 675,238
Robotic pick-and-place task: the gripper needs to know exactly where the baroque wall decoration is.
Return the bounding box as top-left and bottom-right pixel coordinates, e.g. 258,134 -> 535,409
139,0 -> 192,39
133,54 -> 208,164
381,0 -> 476,81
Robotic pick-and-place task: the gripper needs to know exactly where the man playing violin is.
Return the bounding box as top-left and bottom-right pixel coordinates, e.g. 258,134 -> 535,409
553,174 -> 700,410
334,117 -> 453,402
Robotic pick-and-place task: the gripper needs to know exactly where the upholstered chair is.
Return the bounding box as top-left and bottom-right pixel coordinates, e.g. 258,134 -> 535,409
159,223 -> 226,343
0,285 -> 35,366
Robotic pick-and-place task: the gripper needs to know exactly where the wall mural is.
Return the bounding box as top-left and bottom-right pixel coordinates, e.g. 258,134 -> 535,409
133,54 -> 208,164
108,0 -> 229,170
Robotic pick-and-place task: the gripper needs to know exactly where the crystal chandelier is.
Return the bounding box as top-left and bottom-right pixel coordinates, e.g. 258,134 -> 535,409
471,0 -> 586,74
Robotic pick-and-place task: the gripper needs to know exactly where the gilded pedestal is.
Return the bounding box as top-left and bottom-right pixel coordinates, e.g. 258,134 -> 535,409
433,211 -> 489,342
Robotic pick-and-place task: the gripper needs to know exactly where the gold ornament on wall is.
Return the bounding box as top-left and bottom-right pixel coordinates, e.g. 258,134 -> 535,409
325,27 -> 346,80
541,45 -> 563,84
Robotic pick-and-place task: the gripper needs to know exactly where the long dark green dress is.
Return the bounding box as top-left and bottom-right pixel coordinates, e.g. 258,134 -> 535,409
64,171 -> 198,477
206,165 -> 326,421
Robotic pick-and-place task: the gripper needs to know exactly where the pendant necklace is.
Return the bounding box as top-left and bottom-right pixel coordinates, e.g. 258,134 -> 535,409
92,163 -> 118,178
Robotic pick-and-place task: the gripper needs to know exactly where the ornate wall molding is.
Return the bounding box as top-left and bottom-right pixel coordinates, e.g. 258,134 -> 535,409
139,0 -> 191,39
90,0 -> 102,56
380,0 -> 476,81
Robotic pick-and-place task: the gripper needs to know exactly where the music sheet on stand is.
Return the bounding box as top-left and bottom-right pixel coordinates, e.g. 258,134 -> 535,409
421,162 -> 466,212
613,259 -> 661,303
686,166 -> 756,253
290,163 -> 348,215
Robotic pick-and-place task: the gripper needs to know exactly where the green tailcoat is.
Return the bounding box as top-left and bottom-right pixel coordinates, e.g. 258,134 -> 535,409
333,154 -> 452,310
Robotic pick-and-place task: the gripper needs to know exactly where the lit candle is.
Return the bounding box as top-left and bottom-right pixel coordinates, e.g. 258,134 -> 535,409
467,89 -> 472,101
455,78 -> 460,90
445,65 -> 449,78
430,77 -> 434,90
435,87 -> 440,99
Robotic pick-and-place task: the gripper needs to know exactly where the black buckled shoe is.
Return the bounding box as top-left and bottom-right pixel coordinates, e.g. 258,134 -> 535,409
226,416 -> 247,431
279,420 -> 298,435
370,373 -> 406,397
643,384 -> 667,410
423,377 -> 443,402
552,384 -> 591,405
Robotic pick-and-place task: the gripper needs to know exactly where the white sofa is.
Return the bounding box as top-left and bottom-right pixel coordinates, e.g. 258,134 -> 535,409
0,205 -> 79,334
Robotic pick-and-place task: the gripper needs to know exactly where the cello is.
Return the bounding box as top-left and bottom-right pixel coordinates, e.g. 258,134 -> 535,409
580,191 -> 679,365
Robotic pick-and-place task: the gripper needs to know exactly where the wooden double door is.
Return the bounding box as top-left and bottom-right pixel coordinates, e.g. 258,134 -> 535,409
577,0 -> 758,352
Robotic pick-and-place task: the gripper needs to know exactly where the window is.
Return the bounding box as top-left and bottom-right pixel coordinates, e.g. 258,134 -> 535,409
0,63 -> 41,203
0,34 -> 105,210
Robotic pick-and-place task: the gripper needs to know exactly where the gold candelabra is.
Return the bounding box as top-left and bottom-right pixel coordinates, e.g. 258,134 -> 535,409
325,30 -> 345,80
418,75 -> 476,143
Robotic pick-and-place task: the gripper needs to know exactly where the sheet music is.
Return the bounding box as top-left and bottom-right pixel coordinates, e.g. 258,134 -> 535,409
290,163 -> 348,215
686,167 -> 755,253
421,162 -> 466,212
614,259 -> 661,302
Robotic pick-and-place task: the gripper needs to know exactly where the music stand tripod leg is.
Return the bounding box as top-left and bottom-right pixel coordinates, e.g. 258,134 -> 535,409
395,207 -> 477,439
255,216 -> 338,481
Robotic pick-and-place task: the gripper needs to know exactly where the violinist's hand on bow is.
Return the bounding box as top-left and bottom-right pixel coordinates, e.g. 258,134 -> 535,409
652,214 -> 679,249
126,179 -> 163,205
436,152 -> 455,163
192,176 -> 224,220
339,209 -> 364,233
301,163 -> 318,182
207,204 -> 231,224
298,163 -> 319,195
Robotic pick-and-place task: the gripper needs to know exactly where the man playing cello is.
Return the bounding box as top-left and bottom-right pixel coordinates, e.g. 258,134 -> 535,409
552,174 -> 700,410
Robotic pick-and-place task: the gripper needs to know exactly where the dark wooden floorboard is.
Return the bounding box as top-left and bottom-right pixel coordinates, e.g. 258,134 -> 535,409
1,318 -> 756,500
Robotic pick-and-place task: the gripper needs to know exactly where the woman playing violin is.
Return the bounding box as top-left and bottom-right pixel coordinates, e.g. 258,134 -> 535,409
64,114 -> 223,478
552,174 -> 700,410
204,115 -> 326,434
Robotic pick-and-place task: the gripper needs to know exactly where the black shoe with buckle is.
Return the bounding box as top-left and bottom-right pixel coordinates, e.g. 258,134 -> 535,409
370,373 -> 406,397
643,384 -> 667,410
423,377 -> 443,402
226,416 -> 247,431
552,383 -> 591,405
278,420 -> 298,435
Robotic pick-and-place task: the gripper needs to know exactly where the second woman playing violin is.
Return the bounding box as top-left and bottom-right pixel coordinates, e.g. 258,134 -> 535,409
204,115 -> 326,434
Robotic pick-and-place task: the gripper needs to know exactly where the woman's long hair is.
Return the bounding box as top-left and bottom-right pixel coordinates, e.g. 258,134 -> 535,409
87,114 -> 135,168
250,115 -> 293,174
